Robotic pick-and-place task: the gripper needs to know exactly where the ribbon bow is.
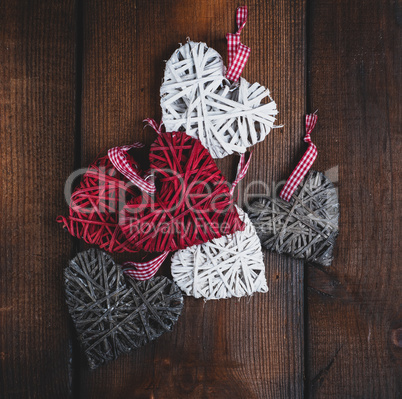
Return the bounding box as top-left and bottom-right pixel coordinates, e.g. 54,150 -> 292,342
280,114 -> 318,201
226,6 -> 251,82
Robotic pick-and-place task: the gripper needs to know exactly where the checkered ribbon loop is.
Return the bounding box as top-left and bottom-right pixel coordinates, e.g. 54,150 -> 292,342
143,118 -> 164,135
108,144 -> 157,194
123,251 -> 170,281
226,6 -> 250,82
108,120 -> 165,194
279,114 -> 318,201
230,152 -> 252,197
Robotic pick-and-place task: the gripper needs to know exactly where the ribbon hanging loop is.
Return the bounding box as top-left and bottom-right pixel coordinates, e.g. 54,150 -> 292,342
230,152 -> 252,197
279,114 -> 318,201
226,6 -> 251,82
123,251 -> 170,281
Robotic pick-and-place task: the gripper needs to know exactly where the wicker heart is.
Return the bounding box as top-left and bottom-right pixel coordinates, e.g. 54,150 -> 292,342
247,171 -> 339,266
58,131 -> 244,254
160,41 -> 278,159
120,131 -> 244,252
171,207 -> 268,300
65,249 -> 184,369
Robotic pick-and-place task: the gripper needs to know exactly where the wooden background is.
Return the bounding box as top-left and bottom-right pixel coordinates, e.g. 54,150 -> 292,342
0,0 -> 400,398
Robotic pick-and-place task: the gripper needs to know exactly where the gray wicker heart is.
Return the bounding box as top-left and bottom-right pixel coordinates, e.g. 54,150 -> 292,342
160,41 -> 279,159
247,171 -> 339,266
64,249 -> 184,369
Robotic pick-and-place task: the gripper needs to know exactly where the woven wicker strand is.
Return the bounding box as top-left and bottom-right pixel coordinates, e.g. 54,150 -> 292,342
171,207 -> 268,300
160,41 -> 279,159
247,171 -> 339,267
65,249 -> 184,369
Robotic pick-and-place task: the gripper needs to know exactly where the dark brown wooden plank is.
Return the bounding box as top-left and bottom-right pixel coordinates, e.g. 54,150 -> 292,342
79,0 -> 306,397
306,0 -> 401,397
0,1 -> 77,398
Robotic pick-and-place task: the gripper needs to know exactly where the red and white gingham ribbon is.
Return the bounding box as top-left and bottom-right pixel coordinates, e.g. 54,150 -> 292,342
143,118 -> 164,135
108,119 -> 164,194
230,152 -> 252,196
123,251 -> 170,281
108,144 -> 156,194
226,6 -> 250,82
279,114 -> 318,201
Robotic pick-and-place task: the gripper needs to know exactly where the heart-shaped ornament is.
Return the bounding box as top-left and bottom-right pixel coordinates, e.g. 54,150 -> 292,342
247,171 -> 339,267
120,131 -> 245,252
65,249 -> 184,368
58,131 -> 245,255
170,207 -> 268,300
160,41 -> 279,159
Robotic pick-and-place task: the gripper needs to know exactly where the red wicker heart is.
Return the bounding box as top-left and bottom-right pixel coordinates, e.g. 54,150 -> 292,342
58,132 -> 244,254
120,132 -> 244,252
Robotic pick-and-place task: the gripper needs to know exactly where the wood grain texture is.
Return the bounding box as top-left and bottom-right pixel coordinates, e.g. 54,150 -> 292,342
2,0 -> 400,397
306,0 -> 402,397
79,0 -> 305,397
0,1 -> 76,398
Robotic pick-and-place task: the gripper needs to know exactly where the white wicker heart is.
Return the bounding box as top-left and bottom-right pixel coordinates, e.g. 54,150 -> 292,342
160,41 -> 279,159
171,207 -> 268,300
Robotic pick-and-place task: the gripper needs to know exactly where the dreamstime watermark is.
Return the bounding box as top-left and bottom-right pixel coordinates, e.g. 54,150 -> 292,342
63,165 -> 338,235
